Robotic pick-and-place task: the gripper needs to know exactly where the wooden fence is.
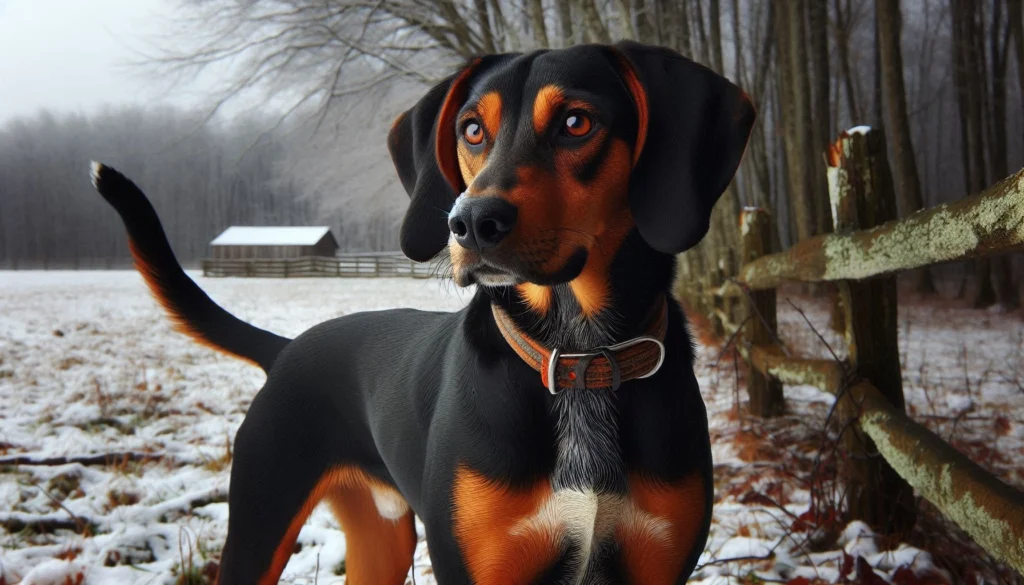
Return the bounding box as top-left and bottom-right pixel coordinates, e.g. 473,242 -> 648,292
201,251 -> 445,278
705,127 -> 1024,571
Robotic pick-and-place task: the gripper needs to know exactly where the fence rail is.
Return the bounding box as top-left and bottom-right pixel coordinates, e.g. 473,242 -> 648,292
201,252 -> 443,278
737,163 -> 1024,291
703,127 -> 1024,572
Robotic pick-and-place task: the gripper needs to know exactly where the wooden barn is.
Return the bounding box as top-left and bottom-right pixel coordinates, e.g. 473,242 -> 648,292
208,226 -> 338,260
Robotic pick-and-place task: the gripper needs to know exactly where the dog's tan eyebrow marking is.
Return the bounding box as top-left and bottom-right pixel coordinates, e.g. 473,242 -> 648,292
476,91 -> 503,139
457,92 -> 501,191
532,85 -> 565,134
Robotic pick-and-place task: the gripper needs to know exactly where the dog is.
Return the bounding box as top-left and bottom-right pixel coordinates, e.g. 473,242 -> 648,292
91,40 -> 754,585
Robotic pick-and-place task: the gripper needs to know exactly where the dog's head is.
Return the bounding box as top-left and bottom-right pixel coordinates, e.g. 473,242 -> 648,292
389,42 -> 754,308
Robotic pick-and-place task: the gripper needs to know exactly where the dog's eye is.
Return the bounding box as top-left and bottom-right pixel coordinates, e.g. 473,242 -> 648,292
463,121 -> 484,145
563,112 -> 593,137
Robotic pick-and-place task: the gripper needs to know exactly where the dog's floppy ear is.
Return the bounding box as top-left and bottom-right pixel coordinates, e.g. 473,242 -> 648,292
611,40 -> 756,254
387,55 -> 510,262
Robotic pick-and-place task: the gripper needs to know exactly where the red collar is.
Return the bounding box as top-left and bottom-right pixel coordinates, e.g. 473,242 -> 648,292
492,296 -> 668,394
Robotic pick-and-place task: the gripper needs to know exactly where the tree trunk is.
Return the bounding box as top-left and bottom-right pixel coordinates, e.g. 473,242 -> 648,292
809,0 -> 831,144
808,0 -> 832,238
528,0 -> 550,48
952,0 -> 974,192
749,3 -> 779,250
1010,0 -> 1024,133
676,0 -> 692,57
974,257 -> 998,307
679,0 -> 743,332
709,0 -> 724,73
617,0 -> 637,39
993,255 -> 1020,308
488,0 -> 514,50
693,0 -> 710,64
731,0 -> 744,84
987,0 -> 1019,308
952,0 -> 993,306
708,0 -> 740,276
474,0 -> 497,53
971,1 -> 999,308
634,0 -> 655,43
555,0 -> 573,46
876,0 -> 938,294
834,0 -> 863,122
580,0 -> 612,43
776,0 -> 818,243
873,12 -> 886,130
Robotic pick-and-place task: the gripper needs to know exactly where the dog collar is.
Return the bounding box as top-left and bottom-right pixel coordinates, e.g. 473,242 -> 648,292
492,297 -> 668,394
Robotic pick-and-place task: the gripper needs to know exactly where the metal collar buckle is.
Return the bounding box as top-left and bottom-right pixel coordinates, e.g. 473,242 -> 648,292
545,335 -> 666,395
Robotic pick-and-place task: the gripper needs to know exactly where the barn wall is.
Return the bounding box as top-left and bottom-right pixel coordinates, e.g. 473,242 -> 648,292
313,239 -> 337,257
208,236 -> 337,259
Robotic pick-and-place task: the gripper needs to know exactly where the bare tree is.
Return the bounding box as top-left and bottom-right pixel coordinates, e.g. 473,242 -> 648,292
1010,0 -> 1024,143
709,0 -> 724,72
808,0 -> 832,238
809,0 -> 831,162
952,0 -> 1000,307
672,0 -> 693,57
776,0 -> 819,243
528,0 -> 550,47
877,0 -> 938,294
555,0 -> 574,47
834,0 -> 863,123
986,0 -> 1019,308
151,0 -> 523,130
580,0 -> 612,42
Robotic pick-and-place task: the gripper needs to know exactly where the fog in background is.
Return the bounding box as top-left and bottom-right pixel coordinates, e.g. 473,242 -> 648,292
1,0 -> 1022,310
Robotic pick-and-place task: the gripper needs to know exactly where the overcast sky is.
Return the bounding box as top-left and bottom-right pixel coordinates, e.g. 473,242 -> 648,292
0,0 -> 213,124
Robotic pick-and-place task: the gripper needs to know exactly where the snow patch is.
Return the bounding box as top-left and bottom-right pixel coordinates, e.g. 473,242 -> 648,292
1,272 -> 1020,582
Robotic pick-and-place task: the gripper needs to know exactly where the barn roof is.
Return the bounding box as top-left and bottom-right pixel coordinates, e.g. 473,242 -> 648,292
210,226 -> 334,246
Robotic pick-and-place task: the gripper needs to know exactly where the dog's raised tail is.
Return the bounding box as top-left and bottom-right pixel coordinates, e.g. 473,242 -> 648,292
90,162 -> 291,373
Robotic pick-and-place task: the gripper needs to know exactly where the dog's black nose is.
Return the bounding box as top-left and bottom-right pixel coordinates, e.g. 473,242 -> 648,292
448,197 -> 518,251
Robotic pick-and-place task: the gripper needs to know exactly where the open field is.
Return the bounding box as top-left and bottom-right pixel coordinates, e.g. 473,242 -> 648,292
1,272 -> 1021,584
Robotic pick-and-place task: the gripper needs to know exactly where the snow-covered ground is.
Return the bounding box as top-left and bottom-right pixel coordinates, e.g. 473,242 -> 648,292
0,271 -> 1020,584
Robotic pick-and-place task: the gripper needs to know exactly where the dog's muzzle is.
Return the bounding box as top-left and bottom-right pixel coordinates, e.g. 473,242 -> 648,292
448,193 -> 518,252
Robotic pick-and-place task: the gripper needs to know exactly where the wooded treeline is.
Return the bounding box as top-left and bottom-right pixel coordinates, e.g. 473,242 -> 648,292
0,106 -> 406,268
1,0 -> 1023,309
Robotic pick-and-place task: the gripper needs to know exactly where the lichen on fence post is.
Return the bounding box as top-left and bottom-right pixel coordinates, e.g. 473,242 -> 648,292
739,208 -> 784,417
827,127 -> 917,535
846,380 -> 1024,573
738,165 -> 1024,290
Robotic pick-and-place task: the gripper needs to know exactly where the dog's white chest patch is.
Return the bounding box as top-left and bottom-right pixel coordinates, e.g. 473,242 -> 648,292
511,487 -> 672,581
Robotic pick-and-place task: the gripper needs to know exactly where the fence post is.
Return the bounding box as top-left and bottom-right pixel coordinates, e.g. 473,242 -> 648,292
739,208 -> 784,417
827,127 -> 916,535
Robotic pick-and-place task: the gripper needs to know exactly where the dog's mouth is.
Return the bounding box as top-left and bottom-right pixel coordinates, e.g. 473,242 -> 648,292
458,263 -> 520,287
451,245 -> 589,288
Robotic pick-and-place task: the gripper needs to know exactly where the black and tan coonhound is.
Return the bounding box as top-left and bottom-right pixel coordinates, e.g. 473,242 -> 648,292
91,40 -> 754,585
